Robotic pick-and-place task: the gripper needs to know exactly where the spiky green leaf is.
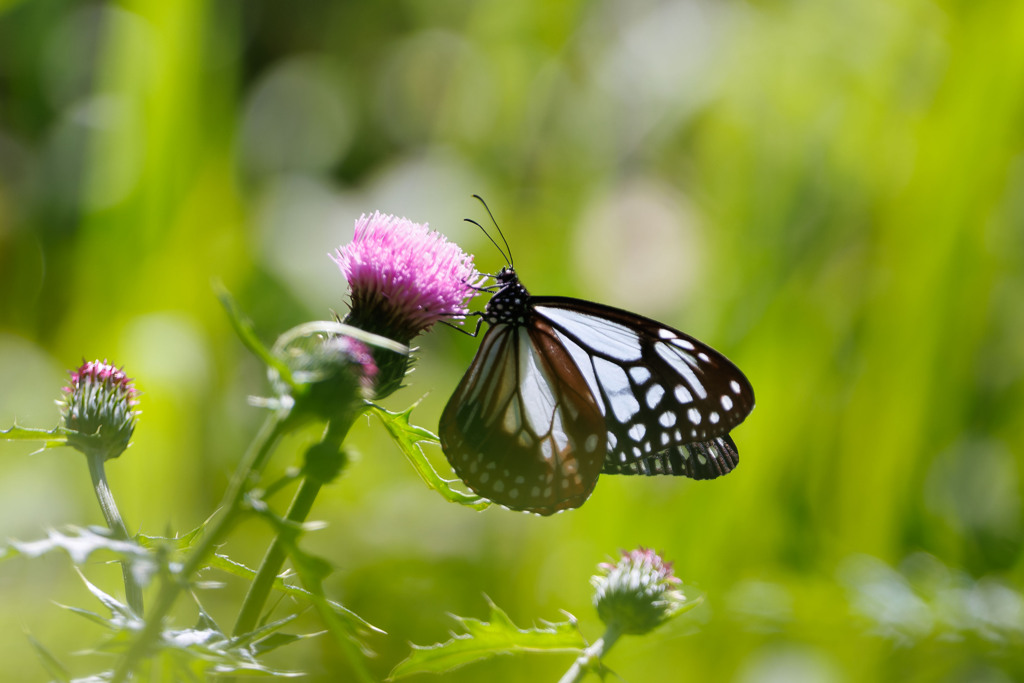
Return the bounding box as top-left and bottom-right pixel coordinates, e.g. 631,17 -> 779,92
0,424 -> 68,447
2,526 -> 151,566
389,598 -> 583,679
369,404 -> 489,509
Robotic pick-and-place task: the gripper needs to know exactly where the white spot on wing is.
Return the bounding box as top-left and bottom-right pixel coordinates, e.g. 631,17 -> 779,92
594,356 -> 640,424
629,366 -> 651,384
628,423 -> 646,442
645,384 -> 664,409
656,344 -> 708,400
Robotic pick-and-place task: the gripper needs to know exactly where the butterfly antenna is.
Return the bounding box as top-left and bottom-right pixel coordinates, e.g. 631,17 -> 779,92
464,217 -> 511,268
472,194 -> 514,269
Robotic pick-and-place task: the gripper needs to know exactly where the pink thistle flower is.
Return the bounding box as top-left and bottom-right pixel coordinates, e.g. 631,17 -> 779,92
60,359 -> 140,460
332,212 -> 482,344
332,212 -> 482,398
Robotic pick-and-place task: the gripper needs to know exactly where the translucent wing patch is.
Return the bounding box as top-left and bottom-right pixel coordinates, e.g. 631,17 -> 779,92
533,298 -> 754,478
439,320 -> 607,515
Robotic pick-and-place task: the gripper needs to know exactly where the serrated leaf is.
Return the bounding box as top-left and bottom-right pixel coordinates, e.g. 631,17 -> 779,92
369,404 -> 489,510
1,424 -> 68,445
81,593 -> 303,677
388,598 -> 584,679
136,517 -> 211,553
75,569 -> 134,621
3,526 -> 151,566
3,526 -> 162,598
40,549 -> 307,679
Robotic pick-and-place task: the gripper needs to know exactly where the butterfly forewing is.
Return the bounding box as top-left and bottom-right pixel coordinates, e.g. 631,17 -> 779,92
439,320 -> 607,515
532,298 -> 754,476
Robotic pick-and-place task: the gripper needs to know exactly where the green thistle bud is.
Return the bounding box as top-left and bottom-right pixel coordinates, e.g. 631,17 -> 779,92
591,548 -> 688,636
270,328 -> 381,425
59,360 -> 139,461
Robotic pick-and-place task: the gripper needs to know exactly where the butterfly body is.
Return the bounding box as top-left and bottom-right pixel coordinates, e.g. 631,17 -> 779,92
440,267 -> 754,515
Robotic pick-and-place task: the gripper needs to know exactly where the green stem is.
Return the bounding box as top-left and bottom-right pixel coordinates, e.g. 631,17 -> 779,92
232,476 -> 322,636
110,410 -> 290,683
86,453 -> 144,616
232,413 -> 359,637
557,624 -> 622,683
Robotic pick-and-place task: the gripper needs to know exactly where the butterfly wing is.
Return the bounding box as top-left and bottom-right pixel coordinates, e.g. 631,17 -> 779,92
531,298 -> 755,479
439,318 -> 607,515
600,436 -> 740,479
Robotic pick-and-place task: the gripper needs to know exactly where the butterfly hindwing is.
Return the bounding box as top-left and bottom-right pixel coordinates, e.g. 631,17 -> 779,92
439,319 -> 607,515
600,435 -> 740,479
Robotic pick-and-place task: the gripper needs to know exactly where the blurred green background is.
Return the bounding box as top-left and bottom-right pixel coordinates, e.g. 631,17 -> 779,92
2,0 -> 1023,680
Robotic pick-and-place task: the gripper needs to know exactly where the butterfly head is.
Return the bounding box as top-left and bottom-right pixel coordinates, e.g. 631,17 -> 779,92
483,267 -> 531,327
493,266 -> 519,287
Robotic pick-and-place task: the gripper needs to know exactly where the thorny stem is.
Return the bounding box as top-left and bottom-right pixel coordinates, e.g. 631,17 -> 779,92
85,453 -> 144,617
110,410 -> 290,683
557,624 -> 623,683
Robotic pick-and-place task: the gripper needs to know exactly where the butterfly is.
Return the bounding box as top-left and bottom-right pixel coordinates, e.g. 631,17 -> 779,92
439,204 -> 754,515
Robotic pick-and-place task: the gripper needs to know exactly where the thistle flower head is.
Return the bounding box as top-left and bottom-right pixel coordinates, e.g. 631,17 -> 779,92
332,212 -> 482,344
332,211 -> 482,397
591,547 -> 688,636
60,359 -> 139,460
